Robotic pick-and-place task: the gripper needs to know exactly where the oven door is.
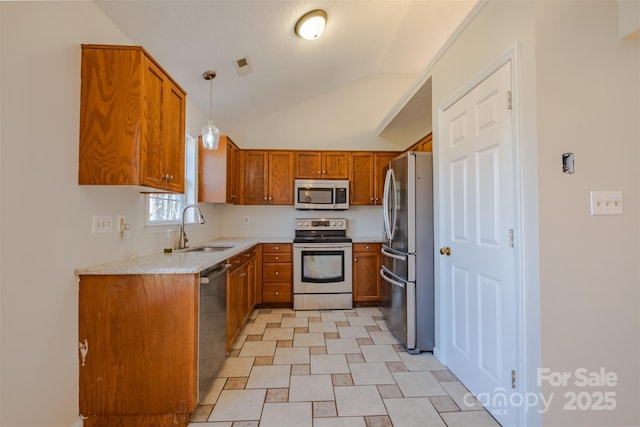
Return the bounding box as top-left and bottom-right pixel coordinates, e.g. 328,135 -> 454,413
293,242 -> 353,294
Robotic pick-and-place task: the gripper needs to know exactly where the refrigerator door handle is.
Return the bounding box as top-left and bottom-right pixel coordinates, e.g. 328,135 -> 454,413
382,169 -> 396,241
380,267 -> 406,288
381,246 -> 407,261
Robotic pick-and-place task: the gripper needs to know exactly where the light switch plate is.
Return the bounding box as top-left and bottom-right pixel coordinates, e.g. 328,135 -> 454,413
590,191 -> 623,215
92,215 -> 113,233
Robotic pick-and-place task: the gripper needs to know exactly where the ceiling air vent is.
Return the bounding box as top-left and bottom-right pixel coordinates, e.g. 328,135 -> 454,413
234,57 -> 253,76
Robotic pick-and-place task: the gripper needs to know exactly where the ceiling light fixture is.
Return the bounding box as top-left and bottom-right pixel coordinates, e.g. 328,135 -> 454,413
201,70 -> 220,150
295,9 -> 327,40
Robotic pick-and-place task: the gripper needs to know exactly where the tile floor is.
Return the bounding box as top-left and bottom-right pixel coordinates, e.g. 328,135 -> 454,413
189,307 -> 501,427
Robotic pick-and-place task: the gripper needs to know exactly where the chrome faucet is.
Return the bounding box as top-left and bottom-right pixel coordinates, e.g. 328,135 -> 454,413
178,204 -> 206,249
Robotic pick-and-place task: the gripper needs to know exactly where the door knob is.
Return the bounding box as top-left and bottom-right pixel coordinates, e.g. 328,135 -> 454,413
440,247 -> 451,256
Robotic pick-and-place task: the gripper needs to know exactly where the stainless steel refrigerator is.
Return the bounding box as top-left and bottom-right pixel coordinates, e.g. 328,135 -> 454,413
380,151 -> 434,353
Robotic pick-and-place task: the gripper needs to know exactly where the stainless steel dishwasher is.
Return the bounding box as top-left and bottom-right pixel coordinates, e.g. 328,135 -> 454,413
198,262 -> 230,400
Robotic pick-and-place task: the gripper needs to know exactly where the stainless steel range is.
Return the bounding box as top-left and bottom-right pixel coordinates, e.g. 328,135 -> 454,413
293,218 -> 353,310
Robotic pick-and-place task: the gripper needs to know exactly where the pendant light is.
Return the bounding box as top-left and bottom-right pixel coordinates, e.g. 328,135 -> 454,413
201,70 -> 220,150
295,9 -> 327,40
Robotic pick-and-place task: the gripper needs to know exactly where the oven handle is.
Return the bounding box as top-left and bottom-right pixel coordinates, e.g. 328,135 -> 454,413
294,243 -> 352,249
380,267 -> 406,289
381,246 -> 406,261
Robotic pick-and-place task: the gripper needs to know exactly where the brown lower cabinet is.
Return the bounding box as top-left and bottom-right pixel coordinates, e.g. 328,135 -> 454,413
78,273 -> 198,426
352,243 -> 383,305
261,243 -> 292,304
226,246 -> 259,351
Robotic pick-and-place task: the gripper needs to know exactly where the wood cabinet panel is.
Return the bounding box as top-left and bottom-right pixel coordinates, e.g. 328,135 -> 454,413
261,243 -> 292,304
243,151 -> 293,205
262,263 -> 292,283
78,274 -> 197,421
262,243 -> 292,253
198,135 -> 240,204
404,133 -> 433,153
349,152 -> 398,205
79,44 -> 186,192
268,151 -> 295,204
352,243 -> 382,305
295,151 -> 348,179
262,284 -> 292,303
374,152 -> 399,203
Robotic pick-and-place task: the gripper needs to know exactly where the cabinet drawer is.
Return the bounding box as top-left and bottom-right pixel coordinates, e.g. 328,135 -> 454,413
263,264 -> 292,283
263,253 -> 292,263
263,284 -> 291,303
353,242 -> 381,253
262,243 -> 291,253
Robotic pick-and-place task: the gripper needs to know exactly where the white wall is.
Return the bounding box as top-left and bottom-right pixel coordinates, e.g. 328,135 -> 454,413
427,1 -> 639,425
0,2 -> 221,426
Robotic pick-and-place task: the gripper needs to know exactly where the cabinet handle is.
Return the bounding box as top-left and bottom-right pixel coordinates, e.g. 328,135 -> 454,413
318,171 -> 321,174
354,258 -> 358,262
275,246 -> 279,250
235,259 -> 241,264
268,196 -> 272,201
322,170 -> 326,174
275,256 -> 279,261
79,339 -> 88,367
275,291 -> 279,296
275,271 -> 279,276
365,246 -> 370,250
264,197 -> 268,201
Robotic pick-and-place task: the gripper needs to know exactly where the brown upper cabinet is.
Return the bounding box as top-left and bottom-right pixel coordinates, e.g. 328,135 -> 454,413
349,151 -> 399,205
405,133 -> 433,153
243,150 -> 295,205
295,151 -> 349,179
79,45 -> 186,193
198,135 -> 241,204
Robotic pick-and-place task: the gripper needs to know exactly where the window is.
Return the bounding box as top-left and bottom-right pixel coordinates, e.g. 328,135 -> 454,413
146,134 -> 197,225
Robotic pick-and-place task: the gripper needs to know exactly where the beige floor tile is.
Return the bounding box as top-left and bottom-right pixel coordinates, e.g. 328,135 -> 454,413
346,353 -> 365,363
208,389 -> 266,421
347,315 -> 377,327
384,397 -> 446,427
349,362 -> 395,385
230,334 -> 247,350
281,317 -> 309,328
232,422 -> 259,427
293,332 -> 326,347
377,384 -> 403,399
238,340 -> 277,357
223,377 -> 247,389
355,307 -> 383,316
265,388 -> 289,403
337,326 -> 370,338
439,410 -> 501,426
440,381 -> 484,411
295,310 -> 321,317
392,371 -> 446,397
289,374 -> 334,401
254,356 -> 273,366
216,357 -> 255,378
309,321 -> 338,333
398,351 -> 445,371
357,338 -> 374,346
188,421 -> 232,427
332,373 -> 353,386
385,361 -> 409,373
314,417 -> 366,427
273,347 -> 309,365
262,327 -> 294,341
432,369 -> 458,382
260,402 -> 312,427
334,385 -> 387,416
189,404 -> 213,422
291,364 -> 311,375
325,338 -> 361,354
276,339 -> 293,348
369,331 -> 401,345
324,332 -> 340,339
320,312 -> 348,322
199,377 -> 227,405
254,313 -> 284,324
375,320 -> 390,331
310,354 -> 350,374
429,395 -> 460,412
364,415 -> 393,427
241,322 -> 267,335
309,346 -> 327,355
360,345 -> 401,362
313,400 -> 337,417
245,364 -> 291,389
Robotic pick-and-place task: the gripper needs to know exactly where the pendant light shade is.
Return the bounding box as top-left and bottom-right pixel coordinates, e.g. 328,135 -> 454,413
295,9 -> 327,40
202,70 -> 220,150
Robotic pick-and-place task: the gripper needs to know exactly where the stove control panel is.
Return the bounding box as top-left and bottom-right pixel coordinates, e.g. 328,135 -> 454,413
295,218 -> 347,231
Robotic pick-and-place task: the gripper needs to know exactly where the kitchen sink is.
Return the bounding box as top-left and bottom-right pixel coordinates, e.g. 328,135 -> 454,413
186,245 -> 234,253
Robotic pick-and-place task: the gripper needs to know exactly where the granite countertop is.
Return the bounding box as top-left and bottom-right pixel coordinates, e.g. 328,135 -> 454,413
75,237 -> 290,276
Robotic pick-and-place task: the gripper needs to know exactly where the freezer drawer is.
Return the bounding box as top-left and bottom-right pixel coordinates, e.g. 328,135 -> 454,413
380,266 -> 416,351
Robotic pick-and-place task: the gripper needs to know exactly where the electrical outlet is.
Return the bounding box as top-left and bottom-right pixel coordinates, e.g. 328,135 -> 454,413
116,215 -> 126,232
244,216 -> 250,224
92,215 -> 113,234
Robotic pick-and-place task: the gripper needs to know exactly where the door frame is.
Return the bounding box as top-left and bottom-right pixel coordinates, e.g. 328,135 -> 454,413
433,43 -> 532,425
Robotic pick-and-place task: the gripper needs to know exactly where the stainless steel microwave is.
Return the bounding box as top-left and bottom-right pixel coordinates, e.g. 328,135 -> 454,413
294,179 -> 349,210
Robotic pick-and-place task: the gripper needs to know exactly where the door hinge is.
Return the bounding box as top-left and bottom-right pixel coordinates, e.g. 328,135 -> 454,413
511,369 -> 516,388
508,229 -> 514,248
507,91 -> 512,110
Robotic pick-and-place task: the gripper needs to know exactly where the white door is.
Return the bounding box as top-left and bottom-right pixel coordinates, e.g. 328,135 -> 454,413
439,62 -> 518,425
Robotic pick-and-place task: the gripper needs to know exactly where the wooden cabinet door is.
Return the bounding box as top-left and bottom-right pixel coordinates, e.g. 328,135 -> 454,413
268,151 -> 294,204
163,80 -> 186,193
353,244 -> 382,304
140,57 -> 166,189
322,152 -> 349,179
349,152 -> 375,205
375,152 -> 399,204
227,141 -> 240,202
243,150 -> 269,204
295,151 -> 322,178
246,256 -> 257,320
79,274 -> 198,416
417,133 -> 433,152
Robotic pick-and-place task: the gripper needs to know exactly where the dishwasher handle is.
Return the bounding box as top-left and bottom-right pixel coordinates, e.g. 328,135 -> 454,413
200,263 -> 231,284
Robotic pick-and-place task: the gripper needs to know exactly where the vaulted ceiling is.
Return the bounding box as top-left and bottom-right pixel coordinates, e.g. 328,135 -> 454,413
95,0 -> 476,142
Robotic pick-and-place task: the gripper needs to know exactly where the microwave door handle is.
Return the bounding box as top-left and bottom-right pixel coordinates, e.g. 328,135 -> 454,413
380,268 -> 405,288
381,246 -> 406,261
